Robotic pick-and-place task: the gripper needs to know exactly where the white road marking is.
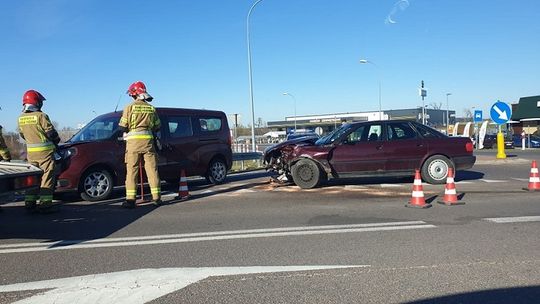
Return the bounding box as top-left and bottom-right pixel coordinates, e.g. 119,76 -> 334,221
0,265 -> 368,304
511,178 -> 530,182
480,179 -> 506,183
484,216 -> 540,223
455,181 -> 474,184
0,221 -> 435,254
234,189 -> 256,194
380,184 -> 404,188
343,185 -> 368,189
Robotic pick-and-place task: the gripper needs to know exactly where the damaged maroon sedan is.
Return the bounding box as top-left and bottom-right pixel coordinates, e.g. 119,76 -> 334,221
263,120 -> 475,189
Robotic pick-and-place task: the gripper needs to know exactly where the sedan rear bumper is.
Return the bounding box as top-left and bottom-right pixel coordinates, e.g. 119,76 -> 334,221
453,155 -> 476,170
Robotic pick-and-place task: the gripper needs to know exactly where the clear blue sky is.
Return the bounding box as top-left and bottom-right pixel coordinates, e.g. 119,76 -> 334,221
1,0 -> 538,132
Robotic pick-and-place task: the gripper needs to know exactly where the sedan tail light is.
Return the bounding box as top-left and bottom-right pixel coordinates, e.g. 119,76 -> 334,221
465,142 -> 474,152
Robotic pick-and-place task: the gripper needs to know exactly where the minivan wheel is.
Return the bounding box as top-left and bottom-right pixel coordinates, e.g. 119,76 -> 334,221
206,159 -> 227,184
421,155 -> 454,185
79,169 -> 114,201
291,159 -> 321,189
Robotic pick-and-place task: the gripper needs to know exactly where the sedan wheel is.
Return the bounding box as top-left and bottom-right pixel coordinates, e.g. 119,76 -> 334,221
291,159 -> 321,189
79,169 -> 114,201
421,155 -> 453,184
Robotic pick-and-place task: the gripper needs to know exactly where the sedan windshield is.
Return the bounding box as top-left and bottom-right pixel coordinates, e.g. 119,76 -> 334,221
315,124 -> 353,145
69,116 -> 119,143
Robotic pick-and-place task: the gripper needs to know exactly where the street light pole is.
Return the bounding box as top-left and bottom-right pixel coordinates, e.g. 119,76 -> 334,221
446,93 -> 452,135
359,59 -> 382,120
282,92 -> 297,132
246,0 -> 264,152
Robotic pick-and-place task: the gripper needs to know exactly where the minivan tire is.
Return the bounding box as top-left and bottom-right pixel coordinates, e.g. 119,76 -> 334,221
421,155 -> 454,185
79,169 -> 114,201
206,158 -> 227,184
291,159 -> 321,189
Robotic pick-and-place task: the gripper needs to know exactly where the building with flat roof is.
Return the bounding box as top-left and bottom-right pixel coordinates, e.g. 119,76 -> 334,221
267,108 -> 456,134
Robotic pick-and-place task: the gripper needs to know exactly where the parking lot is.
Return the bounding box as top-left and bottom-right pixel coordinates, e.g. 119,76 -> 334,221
1,149 -> 540,303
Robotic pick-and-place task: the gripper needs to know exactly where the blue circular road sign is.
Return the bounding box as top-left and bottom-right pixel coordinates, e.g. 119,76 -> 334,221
490,100 -> 512,125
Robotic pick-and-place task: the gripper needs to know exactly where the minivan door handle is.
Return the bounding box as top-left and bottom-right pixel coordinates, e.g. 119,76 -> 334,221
199,138 -> 218,142
376,145 -> 383,150
164,143 -> 174,151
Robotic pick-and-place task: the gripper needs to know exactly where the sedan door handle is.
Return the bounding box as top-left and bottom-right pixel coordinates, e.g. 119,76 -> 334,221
417,143 -> 424,147
376,145 -> 383,150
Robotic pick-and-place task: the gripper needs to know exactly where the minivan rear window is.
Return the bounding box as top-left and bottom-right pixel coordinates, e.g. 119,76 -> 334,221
199,118 -> 222,132
168,116 -> 193,138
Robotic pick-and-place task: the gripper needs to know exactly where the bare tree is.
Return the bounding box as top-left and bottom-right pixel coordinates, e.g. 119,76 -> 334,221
463,108 -> 473,120
429,102 -> 443,110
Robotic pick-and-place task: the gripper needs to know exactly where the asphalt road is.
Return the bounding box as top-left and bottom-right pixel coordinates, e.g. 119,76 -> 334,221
0,149 -> 539,303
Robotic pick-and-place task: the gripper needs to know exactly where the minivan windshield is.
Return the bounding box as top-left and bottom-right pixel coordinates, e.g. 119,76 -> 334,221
69,116 -> 119,143
315,124 -> 353,146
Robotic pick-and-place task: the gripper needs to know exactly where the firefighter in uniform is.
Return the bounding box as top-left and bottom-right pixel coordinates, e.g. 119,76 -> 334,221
0,125 -> 11,161
18,90 -> 60,211
0,125 -> 9,211
118,81 -> 162,208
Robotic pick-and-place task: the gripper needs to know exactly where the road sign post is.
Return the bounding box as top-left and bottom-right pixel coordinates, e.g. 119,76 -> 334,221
490,100 -> 512,159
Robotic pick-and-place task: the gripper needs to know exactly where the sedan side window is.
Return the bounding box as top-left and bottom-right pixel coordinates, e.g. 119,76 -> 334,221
345,124 -> 382,144
346,126 -> 365,144
168,116 -> 193,138
387,123 -> 417,141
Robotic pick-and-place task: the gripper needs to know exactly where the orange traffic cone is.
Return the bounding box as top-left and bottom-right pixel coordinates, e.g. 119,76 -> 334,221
523,160 -> 540,191
437,168 -> 464,205
176,169 -> 190,200
406,169 -> 431,209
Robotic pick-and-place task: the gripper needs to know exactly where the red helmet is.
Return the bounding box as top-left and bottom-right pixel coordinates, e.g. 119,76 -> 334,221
22,90 -> 46,106
127,81 -> 147,97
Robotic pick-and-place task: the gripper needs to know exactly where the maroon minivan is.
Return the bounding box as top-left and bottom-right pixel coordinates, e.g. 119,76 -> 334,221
56,108 -> 232,201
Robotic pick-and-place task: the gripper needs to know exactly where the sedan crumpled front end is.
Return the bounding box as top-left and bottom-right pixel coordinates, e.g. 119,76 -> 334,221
263,137 -> 318,177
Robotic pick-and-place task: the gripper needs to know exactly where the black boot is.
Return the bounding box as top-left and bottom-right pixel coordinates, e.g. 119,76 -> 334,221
122,200 -> 136,209
25,201 -> 37,212
152,199 -> 163,207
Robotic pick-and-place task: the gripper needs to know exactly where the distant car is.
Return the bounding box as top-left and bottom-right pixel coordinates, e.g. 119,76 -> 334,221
513,134 -> 540,148
504,136 -> 514,149
480,134 -> 496,149
264,120 -> 476,188
286,132 -> 320,141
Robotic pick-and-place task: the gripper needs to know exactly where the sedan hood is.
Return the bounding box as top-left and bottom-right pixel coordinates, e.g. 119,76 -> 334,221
263,136 -> 318,155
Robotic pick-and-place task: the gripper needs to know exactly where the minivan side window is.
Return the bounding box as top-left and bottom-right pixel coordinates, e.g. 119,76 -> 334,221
168,116 -> 193,138
199,117 -> 222,132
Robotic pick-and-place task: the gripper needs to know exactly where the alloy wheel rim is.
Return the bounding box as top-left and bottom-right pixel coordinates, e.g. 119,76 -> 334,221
212,162 -> 226,182
84,172 -> 110,198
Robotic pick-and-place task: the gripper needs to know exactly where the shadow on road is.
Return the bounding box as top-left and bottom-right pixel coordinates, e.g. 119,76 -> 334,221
0,201 -> 155,242
0,171 -> 272,242
454,170 -> 484,182
404,285 -> 540,304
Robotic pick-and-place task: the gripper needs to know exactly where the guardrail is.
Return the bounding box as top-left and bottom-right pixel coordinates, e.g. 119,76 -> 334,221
232,152 -> 263,172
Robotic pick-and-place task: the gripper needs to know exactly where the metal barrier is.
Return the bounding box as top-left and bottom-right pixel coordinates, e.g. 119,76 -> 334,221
232,152 -> 263,172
